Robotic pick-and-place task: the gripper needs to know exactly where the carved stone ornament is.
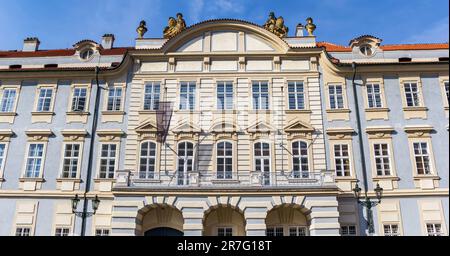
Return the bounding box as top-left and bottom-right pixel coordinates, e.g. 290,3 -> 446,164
305,17 -> 316,36
263,12 -> 289,38
163,13 -> 187,39
137,20 -> 148,38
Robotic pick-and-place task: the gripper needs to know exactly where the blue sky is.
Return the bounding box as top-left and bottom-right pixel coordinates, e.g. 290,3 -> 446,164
0,0 -> 448,50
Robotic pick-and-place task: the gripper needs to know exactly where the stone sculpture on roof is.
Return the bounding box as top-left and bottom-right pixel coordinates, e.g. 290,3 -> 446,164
164,13 -> 187,39
263,12 -> 289,38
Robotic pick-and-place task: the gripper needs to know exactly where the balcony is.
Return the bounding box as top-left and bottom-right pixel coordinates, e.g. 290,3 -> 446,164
114,170 -> 336,190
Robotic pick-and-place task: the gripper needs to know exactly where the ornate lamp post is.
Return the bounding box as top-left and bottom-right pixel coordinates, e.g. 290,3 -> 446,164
71,194 -> 101,218
353,183 -> 384,235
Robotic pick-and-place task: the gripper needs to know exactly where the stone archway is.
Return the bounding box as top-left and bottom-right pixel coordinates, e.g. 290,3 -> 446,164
265,204 -> 310,236
203,205 -> 246,236
138,204 -> 184,236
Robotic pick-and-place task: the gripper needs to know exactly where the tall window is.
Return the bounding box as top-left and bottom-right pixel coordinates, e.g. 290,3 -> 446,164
107,87 -> 122,111
0,89 -> 17,112
217,81 -> 233,110
71,88 -> 87,112
217,142 -> 233,179
383,224 -> 400,236
178,142 -> 194,185
341,225 -> 357,236
288,81 -> 305,110
25,144 -> 44,178
95,229 -> 110,236
374,144 -> 391,176
292,141 -> 309,178
334,144 -> 351,177
36,88 -> 53,112
179,82 -> 196,110
99,144 -> 117,179
328,85 -> 344,109
143,82 -> 160,110
254,142 -> 271,185
55,228 -> 70,236
445,81 -> 449,105
0,143 -> 5,172
62,144 -> 80,178
15,227 -> 31,236
413,142 -> 431,175
427,224 -> 443,236
404,83 -> 420,107
252,81 -> 269,110
139,142 -> 157,179
217,227 -> 233,237
366,84 -> 383,108
266,227 -> 284,237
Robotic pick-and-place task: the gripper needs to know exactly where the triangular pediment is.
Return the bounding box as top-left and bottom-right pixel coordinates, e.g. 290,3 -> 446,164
210,120 -> 237,133
284,119 -> 314,133
172,120 -> 202,134
135,119 -> 159,133
247,121 -> 275,133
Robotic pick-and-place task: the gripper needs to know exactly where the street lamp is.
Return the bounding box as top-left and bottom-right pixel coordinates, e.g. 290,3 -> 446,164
353,183 -> 384,235
71,194 -> 101,218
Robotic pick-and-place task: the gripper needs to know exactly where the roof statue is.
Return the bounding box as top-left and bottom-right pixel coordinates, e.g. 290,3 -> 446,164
136,20 -> 148,38
263,12 -> 289,38
163,13 -> 187,39
305,17 -> 316,36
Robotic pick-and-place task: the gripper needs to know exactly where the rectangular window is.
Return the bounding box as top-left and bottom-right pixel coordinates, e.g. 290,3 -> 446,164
266,227 -> 284,237
252,81 -> 269,110
288,81 -> 305,110
334,144 -> 351,177
55,227 -> 70,236
413,142 -> 431,175
15,227 -> 31,236
0,143 -> 6,172
217,81 -> 233,110
445,81 -> 449,105
217,227 -> 233,237
99,144 -> 117,179
71,88 -> 88,112
62,144 -> 81,178
367,84 -> 383,108
25,144 -> 44,178
107,87 -> 123,111
36,88 -> 53,112
329,85 -> 344,109
404,83 -> 420,107
374,143 -> 391,176
143,82 -> 160,110
427,224 -> 443,236
0,89 -> 17,112
383,224 -> 400,236
179,82 -> 196,110
95,229 -> 110,236
341,225 -> 357,236
289,227 -> 307,236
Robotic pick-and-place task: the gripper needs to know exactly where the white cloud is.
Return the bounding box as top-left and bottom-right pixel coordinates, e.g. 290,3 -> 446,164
405,16 -> 449,43
189,0 -> 205,23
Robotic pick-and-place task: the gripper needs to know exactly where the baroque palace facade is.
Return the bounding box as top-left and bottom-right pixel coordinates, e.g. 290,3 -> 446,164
0,14 -> 448,236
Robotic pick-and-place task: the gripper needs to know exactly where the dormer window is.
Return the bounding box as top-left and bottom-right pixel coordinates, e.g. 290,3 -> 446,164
360,44 -> 373,57
80,49 -> 94,60
349,35 -> 382,58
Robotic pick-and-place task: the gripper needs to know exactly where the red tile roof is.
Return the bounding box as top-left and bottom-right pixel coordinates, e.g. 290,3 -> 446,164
0,47 -> 130,58
318,42 -> 449,52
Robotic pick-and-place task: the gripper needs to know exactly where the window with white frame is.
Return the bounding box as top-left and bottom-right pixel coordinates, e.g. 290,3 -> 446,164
217,227 -> 233,237
62,144 -> 80,178
143,82 -> 160,110
426,223 -> 443,236
366,84 -> 383,108
445,81 -> 449,105
266,227 -> 284,237
289,226 -> 308,236
15,227 -> 31,236
374,143 -> 391,176
292,141 -> 309,178
217,81 -> 233,110
107,87 -> 123,111
177,142 -> 194,185
217,141 -> 233,179
71,88 -> 88,112
55,227 -> 70,236
288,81 -> 305,110
139,142 -> 156,179
404,83 -> 420,107
254,142 -> 271,185
179,82 -> 196,111
328,85 -> 345,109
383,224 -> 400,236
0,89 -> 17,112
413,142 -> 432,175
99,144 -> 117,179
95,229 -> 110,236
341,225 -> 357,236
252,81 -> 269,110
36,88 -> 53,112
334,144 -> 351,177
24,143 -> 45,178
0,143 -> 6,173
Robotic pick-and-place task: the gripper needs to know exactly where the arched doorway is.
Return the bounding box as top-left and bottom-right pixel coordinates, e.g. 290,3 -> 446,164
266,205 -> 310,236
203,205 -> 246,236
139,204 -> 184,236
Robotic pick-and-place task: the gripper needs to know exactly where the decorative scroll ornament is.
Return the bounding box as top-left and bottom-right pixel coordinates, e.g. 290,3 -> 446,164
163,13 -> 187,39
305,17 -> 316,36
136,20 -> 148,38
263,12 -> 289,38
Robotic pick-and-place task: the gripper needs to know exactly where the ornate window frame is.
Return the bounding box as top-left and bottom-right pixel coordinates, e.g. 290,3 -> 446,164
439,75 -> 449,114
362,76 -> 390,120
177,80 -> 199,112
215,79 -> 236,111
137,140 -> 160,180
31,83 -> 58,124
0,129 -> 13,184
399,76 -> 428,120
418,200 -> 448,236
325,82 -> 350,121
66,83 -> 92,124
0,82 -> 21,124
249,79 -> 271,112
12,201 -> 38,236
94,130 -> 124,192
101,81 -> 126,123
377,200 -> 404,236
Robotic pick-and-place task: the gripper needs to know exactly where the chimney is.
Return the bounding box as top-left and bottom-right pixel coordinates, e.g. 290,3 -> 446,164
23,37 -> 40,52
102,34 -> 115,49
295,24 -> 305,37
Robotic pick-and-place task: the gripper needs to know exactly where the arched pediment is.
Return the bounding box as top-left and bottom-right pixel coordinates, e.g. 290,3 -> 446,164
172,120 -> 202,134
210,120 -> 238,134
162,19 -> 290,54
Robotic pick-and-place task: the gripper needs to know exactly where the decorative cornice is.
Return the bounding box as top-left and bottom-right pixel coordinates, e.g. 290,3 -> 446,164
25,129 -> 53,142
97,129 -> 126,142
61,130 -> 88,142
366,126 -> 395,139
404,125 -> 434,138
